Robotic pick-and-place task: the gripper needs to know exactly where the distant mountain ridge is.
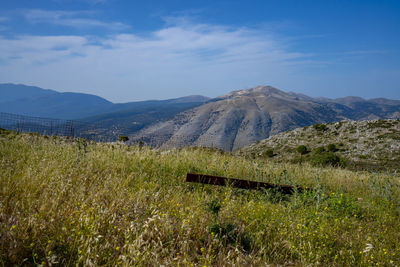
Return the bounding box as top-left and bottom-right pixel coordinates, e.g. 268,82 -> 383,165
0,83 -> 209,120
131,86 -> 400,151
0,83 -> 58,103
2,83 -> 399,150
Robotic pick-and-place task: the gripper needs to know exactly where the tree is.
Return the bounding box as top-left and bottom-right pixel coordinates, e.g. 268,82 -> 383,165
262,148 -> 275,158
327,144 -> 338,152
296,145 -> 308,155
118,135 -> 129,142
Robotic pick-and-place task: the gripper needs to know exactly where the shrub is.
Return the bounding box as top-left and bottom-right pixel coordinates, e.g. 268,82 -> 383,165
314,146 -> 325,154
118,135 -> 129,142
327,144 -> 338,152
335,121 -> 343,129
296,145 -> 308,155
311,152 -> 346,167
313,123 -> 328,131
0,128 -> 12,135
262,148 -> 275,158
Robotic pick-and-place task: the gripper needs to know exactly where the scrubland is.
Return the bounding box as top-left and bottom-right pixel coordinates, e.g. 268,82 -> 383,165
1,130 -> 400,266
240,120 -> 400,172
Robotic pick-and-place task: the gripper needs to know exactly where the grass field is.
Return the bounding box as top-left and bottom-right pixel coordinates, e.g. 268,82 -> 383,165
1,130 -> 400,265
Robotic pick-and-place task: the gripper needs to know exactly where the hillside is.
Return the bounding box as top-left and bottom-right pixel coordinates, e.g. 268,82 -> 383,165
80,96 -> 209,133
0,84 -> 114,119
131,86 -> 400,151
0,84 -> 208,129
1,129 -> 400,265
0,83 -> 58,103
238,119 -> 400,171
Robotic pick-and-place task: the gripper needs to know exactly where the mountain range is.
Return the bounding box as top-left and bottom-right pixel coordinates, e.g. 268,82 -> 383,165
1,83 -> 399,151
131,86 -> 400,151
0,84 -> 209,132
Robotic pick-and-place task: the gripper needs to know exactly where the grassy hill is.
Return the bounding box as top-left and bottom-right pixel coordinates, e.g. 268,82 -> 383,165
1,129 -> 400,265
238,119 -> 400,172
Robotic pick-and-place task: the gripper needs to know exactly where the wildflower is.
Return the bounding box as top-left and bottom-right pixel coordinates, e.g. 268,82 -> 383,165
11,225 -> 16,230
116,246 -> 120,251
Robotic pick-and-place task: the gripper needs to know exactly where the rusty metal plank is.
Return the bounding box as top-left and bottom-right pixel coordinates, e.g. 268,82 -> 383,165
185,173 -> 304,194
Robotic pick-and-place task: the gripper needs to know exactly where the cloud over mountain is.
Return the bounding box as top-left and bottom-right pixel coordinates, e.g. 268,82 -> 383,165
0,14 -> 309,102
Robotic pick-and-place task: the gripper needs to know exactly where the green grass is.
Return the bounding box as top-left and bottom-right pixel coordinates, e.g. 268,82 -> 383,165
1,131 -> 400,265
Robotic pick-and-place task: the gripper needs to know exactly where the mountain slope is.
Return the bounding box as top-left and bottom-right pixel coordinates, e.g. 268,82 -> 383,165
0,83 -> 58,103
0,83 -> 209,122
0,92 -> 114,119
81,97 -> 208,133
0,83 -> 114,119
238,119 -> 400,171
131,86 -> 400,151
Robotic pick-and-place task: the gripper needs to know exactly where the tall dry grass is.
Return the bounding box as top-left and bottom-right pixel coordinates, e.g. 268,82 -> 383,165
1,130 -> 399,265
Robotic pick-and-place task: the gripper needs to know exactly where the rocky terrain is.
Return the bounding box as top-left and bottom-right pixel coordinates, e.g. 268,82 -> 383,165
131,86 -> 400,151
238,119 -> 400,171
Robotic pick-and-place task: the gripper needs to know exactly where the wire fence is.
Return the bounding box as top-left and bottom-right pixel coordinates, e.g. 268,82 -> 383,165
0,112 -> 131,142
0,112 -> 228,150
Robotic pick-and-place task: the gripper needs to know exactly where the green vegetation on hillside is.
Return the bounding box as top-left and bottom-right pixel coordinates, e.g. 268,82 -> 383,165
1,130 -> 400,265
240,119 -> 400,172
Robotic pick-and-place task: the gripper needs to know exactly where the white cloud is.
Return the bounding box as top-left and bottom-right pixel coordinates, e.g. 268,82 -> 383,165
0,18 -> 313,102
24,9 -> 128,30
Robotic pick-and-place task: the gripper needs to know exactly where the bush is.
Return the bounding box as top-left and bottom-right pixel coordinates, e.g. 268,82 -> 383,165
262,148 -> 275,158
313,123 -> 328,131
118,136 -> 129,142
296,145 -> 308,155
327,144 -> 338,152
311,152 -> 346,167
0,128 -> 12,135
314,146 -> 325,154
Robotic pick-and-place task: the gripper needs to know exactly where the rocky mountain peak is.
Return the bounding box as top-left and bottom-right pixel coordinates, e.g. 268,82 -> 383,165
131,86 -> 400,151
217,85 -> 287,101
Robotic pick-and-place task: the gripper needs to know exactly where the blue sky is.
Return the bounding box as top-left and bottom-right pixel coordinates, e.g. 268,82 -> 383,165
0,0 -> 399,102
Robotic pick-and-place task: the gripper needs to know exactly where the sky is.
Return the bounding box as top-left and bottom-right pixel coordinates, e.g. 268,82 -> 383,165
0,0 -> 399,102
